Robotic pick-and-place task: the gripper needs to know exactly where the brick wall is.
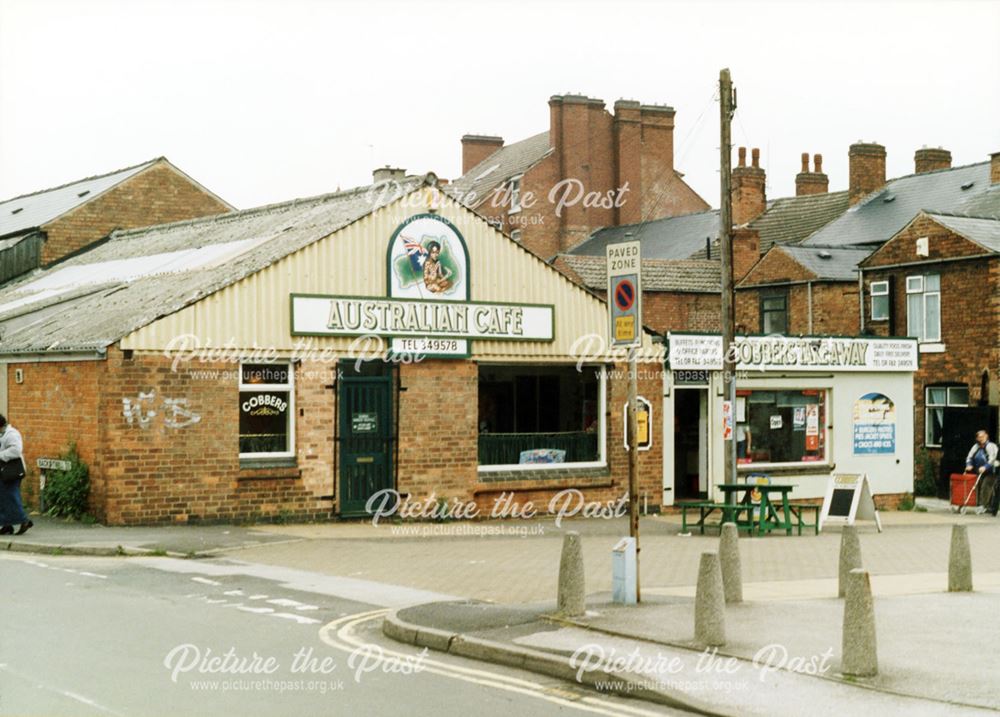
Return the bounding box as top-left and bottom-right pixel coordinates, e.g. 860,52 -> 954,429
41,162 -> 230,264
98,349 -> 328,525
862,215 -> 1000,483
477,96 -> 709,260
5,360 -> 102,513
587,288 -> 721,335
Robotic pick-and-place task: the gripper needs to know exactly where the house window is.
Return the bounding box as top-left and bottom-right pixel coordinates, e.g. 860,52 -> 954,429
737,389 -> 827,465
477,364 -> 605,469
870,280 -> 890,321
925,385 -> 968,447
239,363 -> 295,457
906,274 -> 941,342
508,175 -> 522,214
760,291 -> 788,335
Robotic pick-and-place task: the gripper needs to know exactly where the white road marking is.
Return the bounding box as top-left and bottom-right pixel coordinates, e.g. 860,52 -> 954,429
190,576 -> 222,586
223,589 -> 245,596
271,611 -> 321,625
0,663 -> 127,716
319,611 -> 666,717
237,606 -> 275,614
266,597 -> 319,610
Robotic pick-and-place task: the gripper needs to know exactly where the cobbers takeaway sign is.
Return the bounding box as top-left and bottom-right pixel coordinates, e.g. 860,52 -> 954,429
291,295 -> 554,341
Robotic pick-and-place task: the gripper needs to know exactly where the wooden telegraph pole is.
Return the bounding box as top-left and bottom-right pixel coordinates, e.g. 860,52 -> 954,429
719,68 -> 737,488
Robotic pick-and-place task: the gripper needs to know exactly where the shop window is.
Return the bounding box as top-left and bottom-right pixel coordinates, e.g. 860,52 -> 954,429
870,280 -> 890,321
760,291 -> 788,335
736,389 -> 826,465
906,274 -> 941,342
925,384 -> 968,447
239,363 -> 294,457
477,365 -> 604,468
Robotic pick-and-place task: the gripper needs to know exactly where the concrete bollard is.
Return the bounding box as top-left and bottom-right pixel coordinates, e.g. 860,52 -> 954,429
841,568 -> 878,677
948,524 -> 973,592
838,525 -> 862,598
694,552 -> 726,646
557,531 -> 586,616
719,522 -> 743,604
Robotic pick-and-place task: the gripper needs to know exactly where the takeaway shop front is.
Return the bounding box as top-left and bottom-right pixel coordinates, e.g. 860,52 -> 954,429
664,333 -> 919,507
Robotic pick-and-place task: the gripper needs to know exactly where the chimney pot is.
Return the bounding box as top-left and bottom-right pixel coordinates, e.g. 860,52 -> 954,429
795,150 -> 829,196
814,153 -> 823,173
751,148 -> 760,168
801,153 -> 809,172
738,146 -> 747,167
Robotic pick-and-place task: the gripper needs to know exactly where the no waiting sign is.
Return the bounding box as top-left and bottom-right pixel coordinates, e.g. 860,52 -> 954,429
606,240 -> 642,347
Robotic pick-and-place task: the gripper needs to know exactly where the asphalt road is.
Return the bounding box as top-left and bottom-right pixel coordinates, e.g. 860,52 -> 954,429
0,553 -> 683,717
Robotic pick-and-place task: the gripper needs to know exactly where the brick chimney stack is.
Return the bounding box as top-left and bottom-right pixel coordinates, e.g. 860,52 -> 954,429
848,142 -> 886,205
461,135 -> 504,174
914,147 -> 952,174
990,151 -> 1000,185
372,166 -> 406,183
795,152 -> 829,196
732,146 -> 766,225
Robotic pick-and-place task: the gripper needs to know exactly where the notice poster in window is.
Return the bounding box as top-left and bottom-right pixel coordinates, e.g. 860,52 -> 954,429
793,406 -> 806,430
769,415 -> 783,430
852,392 -> 896,454
736,396 -> 747,423
805,404 -> 820,450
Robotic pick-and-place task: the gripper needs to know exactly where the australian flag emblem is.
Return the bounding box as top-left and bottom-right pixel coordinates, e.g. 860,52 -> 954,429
402,236 -> 427,273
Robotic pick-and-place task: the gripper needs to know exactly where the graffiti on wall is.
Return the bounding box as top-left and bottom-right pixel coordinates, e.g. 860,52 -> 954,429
122,391 -> 201,430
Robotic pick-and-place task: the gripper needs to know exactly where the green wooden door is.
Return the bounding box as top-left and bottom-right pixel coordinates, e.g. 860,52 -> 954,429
339,369 -> 393,517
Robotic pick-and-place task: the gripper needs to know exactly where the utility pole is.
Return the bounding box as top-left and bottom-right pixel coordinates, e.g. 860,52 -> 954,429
628,345 -> 640,602
719,68 -> 737,488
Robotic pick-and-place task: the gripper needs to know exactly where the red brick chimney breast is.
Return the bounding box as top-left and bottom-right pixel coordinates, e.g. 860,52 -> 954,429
461,135 -> 504,175
795,151 -> 829,196
732,146 -> 766,225
848,142 -> 886,205
914,147 -> 952,174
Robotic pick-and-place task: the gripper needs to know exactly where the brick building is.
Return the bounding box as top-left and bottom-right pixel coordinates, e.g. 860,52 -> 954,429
860,209 -> 1000,493
0,174 -> 669,525
0,157 -> 233,284
448,94 -> 710,260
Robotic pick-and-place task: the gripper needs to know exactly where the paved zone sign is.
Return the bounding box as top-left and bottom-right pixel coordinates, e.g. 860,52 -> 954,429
606,240 -> 642,348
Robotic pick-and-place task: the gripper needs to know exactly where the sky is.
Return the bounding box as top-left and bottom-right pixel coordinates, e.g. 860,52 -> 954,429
1,0 -> 998,211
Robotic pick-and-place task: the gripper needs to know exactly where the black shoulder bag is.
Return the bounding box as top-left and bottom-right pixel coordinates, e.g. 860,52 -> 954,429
0,458 -> 25,482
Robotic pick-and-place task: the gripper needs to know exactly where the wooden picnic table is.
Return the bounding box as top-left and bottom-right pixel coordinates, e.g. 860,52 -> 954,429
717,483 -> 797,536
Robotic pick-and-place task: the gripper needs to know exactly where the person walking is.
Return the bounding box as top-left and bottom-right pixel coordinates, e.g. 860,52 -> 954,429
965,429 -> 1000,516
0,413 -> 32,535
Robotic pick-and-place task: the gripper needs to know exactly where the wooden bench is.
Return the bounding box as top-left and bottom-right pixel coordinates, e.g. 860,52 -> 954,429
677,501 -> 755,535
788,503 -> 821,535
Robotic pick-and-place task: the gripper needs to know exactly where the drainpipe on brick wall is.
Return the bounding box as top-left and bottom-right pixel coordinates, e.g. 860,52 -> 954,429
807,281 -> 814,334
858,270 -> 865,334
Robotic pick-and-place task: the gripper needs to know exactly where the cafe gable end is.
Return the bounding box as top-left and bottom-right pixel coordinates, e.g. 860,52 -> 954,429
0,174 -> 665,524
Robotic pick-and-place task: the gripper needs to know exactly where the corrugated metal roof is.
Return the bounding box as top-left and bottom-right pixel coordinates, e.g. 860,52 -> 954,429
0,158 -> 160,238
776,245 -> 872,281
448,132 -> 553,206
803,162 -> 999,248
927,212 -> 1000,253
570,209 -> 720,260
0,176 -> 428,354
558,254 -> 721,292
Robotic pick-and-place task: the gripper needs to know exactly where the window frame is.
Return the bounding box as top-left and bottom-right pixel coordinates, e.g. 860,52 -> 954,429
760,290 -> 789,335
870,280 -> 890,321
924,383 -> 968,448
738,388 -> 829,467
238,362 -> 296,459
477,364 -> 607,472
906,273 -> 941,343
508,175 -> 523,214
